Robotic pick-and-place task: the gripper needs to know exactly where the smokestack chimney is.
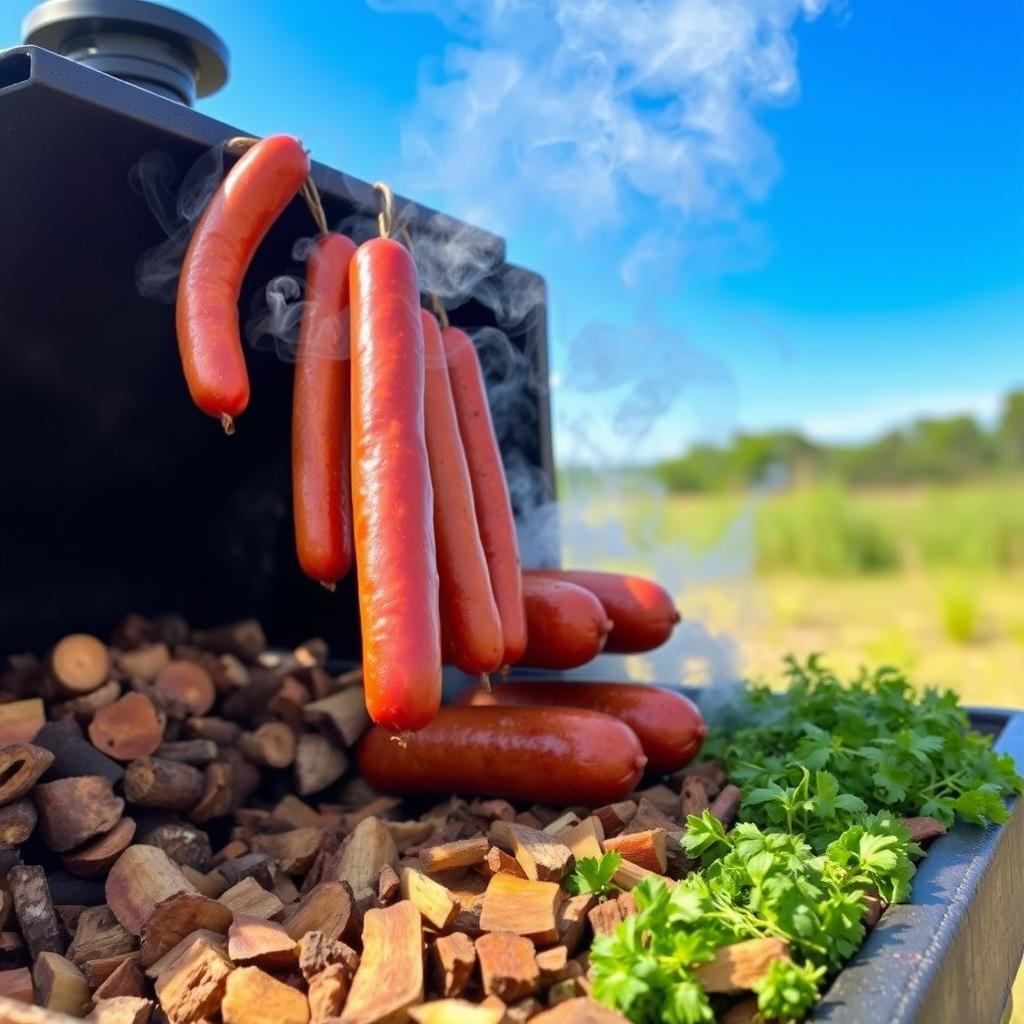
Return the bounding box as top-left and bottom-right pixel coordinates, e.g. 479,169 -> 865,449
21,0 -> 228,106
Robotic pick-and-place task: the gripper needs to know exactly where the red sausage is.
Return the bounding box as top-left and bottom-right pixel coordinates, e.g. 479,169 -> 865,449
357,705 -> 647,806
519,576 -> 612,670
457,680 -> 706,773
442,326 -> 526,666
524,570 -> 680,653
422,312 -> 503,676
177,134 -> 310,430
292,232 -> 357,586
349,238 -> 441,731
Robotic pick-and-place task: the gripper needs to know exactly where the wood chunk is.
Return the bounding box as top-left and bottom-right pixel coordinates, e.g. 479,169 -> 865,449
273,873 -> 301,906
139,892 -> 233,967
536,945 -> 570,982
184,717 -> 241,746
51,635 -> 111,696
0,700 -> 46,746
469,799 -> 516,823
631,785 -> 679,818
556,894 -> 595,955
142,930 -> 224,982
32,722 -> 124,786
272,795 -> 324,830
33,952 -> 90,1017
491,823 -> 573,883
556,818 -> 605,862
153,740 -> 217,765
88,695 -> 163,762
410,1000 -> 504,1024
592,802 -> 636,839
530,996 -> 631,1022
340,901 -> 422,1024
480,847 -> 527,879
680,776 -> 710,819
216,877 -> 279,919
377,863 -> 400,904
429,931 -> 476,998
251,828 -> 321,877
153,662 -> 215,718
0,967 -> 34,1003
240,723 -> 296,769
0,799 -> 36,845
227,915 -> 297,969
623,798 -> 677,835
0,743 -> 54,804
153,933 -> 232,1024
303,689 -> 370,748
678,761 -> 726,799
115,642 -> 171,683
215,853 -> 275,890
332,817 -> 398,904
221,965 -> 309,1024
67,907 -> 134,967
616,892 -> 638,920
399,867 -> 457,930
280,882 -> 355,943
611,858 -> 656,891
192,619 -> 266,659
543,812 -> 580,836
50,681 -> 122,725
123,758 -> 203,811
421,836 -> 489,874
62,818 -> 137,879
476,932 -> 539,1003
10,864 -> 64,958
603,830 -> 667,874
83,953 -> 139,990
708,785 -> 742,831
587,900 -> 623,937
479,874 -> 561,943
180,867 -> 226,900
105,846 -> 193,935
188,762 -> 235,824
90,954 -> 145,1002
140,824 -> 212,874
294,734 -> 348,796
903,816 -> 948,845
693,938 -> 791,993
32,777 -> 124,852
297,932 -> 359,982
307,964 -> 347,1023
86,996 -> 153,1024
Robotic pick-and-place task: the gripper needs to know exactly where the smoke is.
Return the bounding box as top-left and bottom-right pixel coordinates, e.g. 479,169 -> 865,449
370,0 -> 831,687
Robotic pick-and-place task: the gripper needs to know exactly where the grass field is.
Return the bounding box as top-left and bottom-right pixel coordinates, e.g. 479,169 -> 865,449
560,477 -> 1024,1018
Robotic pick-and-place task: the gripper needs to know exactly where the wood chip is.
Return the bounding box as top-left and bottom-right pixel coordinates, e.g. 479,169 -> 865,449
693,937 -> 791,993
9,864 -> 64,958
153,662 -> 215,718
280,882 -> 355,943
421,836 -> 489,873
708,785 -> 742,831
33,952 -> 90,1017
51,635 -> 111,696
0,800 -> 36,845
592,802 -> 636,839
479,847 -> 527,879
62,818 -> 137,879
0,743 -> 54,804
86,996 -> 153,1024
153,932 -> 232,1024
240,723 -> 297,769
530,996 -> 631,1022
139,892 -> 233,968
294,734 -> 348,797
251,827 -> 322,877
227,915 -> 297,969
475,932 -> 539,1003
67,906 -> 134,967
680,776 -> 710,819
303,689 -> 370,747
399,867 -> 458,931
409,1000 -> 505,1024
610,858 -> 656,891
602,829 -> 668,874
631,785 -> 679,818
217,877 -> 284,921
430,931 -> 476,998
0,967 -> 34,1004
123,759 -> 204,810
222,967 -> 309,1024
340,901 -> 423,1024
903,816 -> 948,844
332,816 -> 398,904
587,900 -> 623,937
32,777 -> 125,852
554,817 -> 604,862
556,894 -> 595,955
491,823 -> 573,883
88,695 -> 164,762
297,932 -> 359,982
0,700 -> 46,745
307,964 -> 347,1023
479,873 -> 561,944
90,954 -> 146,1002
105,846 -> 194,936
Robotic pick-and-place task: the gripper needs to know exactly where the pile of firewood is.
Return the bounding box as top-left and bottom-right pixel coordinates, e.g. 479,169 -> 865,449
0,615 -> 756,1024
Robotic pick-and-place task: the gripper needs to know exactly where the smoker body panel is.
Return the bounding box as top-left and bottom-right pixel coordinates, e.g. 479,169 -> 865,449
0,44 -> 553,654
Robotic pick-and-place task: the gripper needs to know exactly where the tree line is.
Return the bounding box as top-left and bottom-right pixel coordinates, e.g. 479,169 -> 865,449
652,389 -> 1024,493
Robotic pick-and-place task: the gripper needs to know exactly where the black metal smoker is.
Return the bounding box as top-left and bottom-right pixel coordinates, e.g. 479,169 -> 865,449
0,4 -> 1021,1022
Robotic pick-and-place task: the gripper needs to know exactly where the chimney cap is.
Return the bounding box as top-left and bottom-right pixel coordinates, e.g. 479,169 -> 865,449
22,0 -> 229,104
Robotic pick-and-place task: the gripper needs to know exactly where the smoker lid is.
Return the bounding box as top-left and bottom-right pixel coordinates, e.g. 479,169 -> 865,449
23,0 -> 228,103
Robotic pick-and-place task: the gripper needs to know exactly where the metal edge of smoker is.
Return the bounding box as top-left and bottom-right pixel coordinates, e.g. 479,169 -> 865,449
811,708 -> 1024,1024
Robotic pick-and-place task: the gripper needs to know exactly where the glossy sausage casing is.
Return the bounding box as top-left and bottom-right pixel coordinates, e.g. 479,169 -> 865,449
349,238 -> 441,731
524,569 -> 680,653
292,232 -> 357,585
357,705 -> 647,806
422,312 -> 503,676
442,326 -> 526,666
458,680 -> 706,773
519,576 -> 613,670
177,134 -> 310,423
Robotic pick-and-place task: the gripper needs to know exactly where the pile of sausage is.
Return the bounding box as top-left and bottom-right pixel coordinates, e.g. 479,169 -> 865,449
174,135 -> 702,806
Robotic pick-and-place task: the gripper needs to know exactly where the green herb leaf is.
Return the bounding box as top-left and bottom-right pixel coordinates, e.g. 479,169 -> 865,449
564,852 -> 622,897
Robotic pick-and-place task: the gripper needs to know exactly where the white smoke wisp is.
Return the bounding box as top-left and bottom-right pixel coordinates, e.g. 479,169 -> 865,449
369,0 -> 826,233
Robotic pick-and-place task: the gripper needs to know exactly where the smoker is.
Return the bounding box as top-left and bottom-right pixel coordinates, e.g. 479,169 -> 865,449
0,3 -> 1021,1022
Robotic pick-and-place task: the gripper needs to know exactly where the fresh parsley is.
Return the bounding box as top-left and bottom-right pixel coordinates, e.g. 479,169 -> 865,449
565,851 -> 622,897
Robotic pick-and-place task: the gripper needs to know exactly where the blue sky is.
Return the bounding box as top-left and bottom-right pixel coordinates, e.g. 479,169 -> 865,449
8,0 -> 1021,464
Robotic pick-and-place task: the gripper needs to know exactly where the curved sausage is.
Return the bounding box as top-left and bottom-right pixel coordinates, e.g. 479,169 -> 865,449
292,232 -> 357,585
519,576 -> 612,670
349,237 -> 441,731
177,134 -> 310,430
422,312 -> 503,676
524,570 -> 680,653
457,680 -> 706,773
442,326 -> 526,666
357,705 -> 647,806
